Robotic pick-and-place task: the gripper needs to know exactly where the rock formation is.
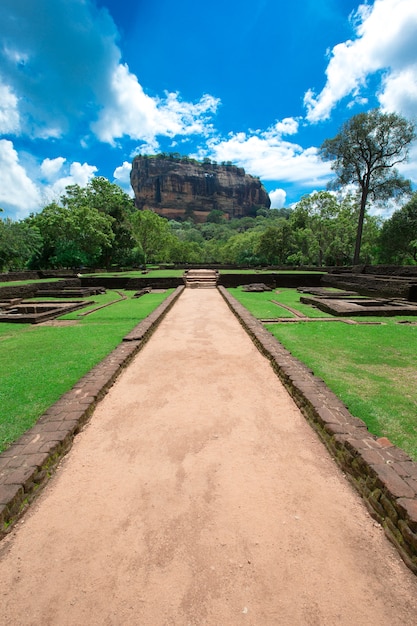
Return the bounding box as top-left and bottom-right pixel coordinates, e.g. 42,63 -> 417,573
130,154 -> 270,222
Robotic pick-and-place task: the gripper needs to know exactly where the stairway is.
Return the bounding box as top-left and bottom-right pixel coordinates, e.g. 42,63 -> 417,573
184,269 -> 218,289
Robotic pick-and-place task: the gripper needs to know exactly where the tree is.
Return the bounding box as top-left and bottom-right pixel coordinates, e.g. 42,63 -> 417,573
255,221 -> 293,265
129,210 -> 172,265
320,109 -> 415,264
28,202 -> 115,268
62,177 -> 135,266
219,230 -> 262,266
206,209 -> 226,224
0,218 -> 42,271
378,193 -> 417,263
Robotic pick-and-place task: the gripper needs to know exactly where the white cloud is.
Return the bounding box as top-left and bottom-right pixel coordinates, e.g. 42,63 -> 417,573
378,67 -> 417,119
113,161 -> 134,196
40,157 -> 66,181
42,162 -> 98,204
305,0 -> 417,122
199,121 -> 332,188
0,0 -> 121,139
398,140 -> 417,184
0,140 -> 98,218
91,64 -> 220,146
131,139 -> 161,156
0,82 -> 20,134
0,140 -> 42,217
260,117 -> 300,141
0,1 -> 220,146
269,189 -> 287,208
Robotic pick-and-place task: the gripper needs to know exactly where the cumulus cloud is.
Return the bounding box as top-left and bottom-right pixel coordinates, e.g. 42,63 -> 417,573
41,161 -> 98,205
269,189 -> 287,208
304,0 -> 417,122
199,119 -> 332,188
0,0 -> 220,145
0,140 -> 98,218
40,157 -> 67,181
0,140 -> 41,216
397,141 -> 417,184
0,0 -> 120,139
0,82 -> 20,134
91,63 -> 220,145
113,161 -> 134,196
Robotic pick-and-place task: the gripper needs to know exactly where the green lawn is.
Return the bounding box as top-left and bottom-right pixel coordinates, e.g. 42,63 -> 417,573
229,287 -> 417,460
227,287 -> 330,318
0,278 -> 62,288
0,289 -> 174,452
219,269 -> 325,275
83,269 -> 184,278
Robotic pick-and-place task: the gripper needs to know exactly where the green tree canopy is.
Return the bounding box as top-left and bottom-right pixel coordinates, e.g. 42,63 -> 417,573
206,209 -> 226,224
320,109 -> 415,264
378,193 -> 417,263
0,218 -> 42,272
28,202 -> 115,268
255,221 -> 293,265
129,210 -> 173,265
61,177 -> 135,266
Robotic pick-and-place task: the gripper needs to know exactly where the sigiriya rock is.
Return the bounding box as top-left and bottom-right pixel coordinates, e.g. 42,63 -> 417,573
130,154 -> 271,222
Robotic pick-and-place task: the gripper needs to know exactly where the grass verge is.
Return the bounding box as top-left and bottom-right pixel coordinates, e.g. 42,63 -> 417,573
83,269 -> 184,278
229,287 -> 417,460
227,287 -> 330,318
0,289 -> 173,452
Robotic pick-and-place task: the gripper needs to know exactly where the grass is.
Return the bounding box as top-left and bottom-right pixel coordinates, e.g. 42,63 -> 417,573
227,287 -> 330,319
0,289 -> 174,452
219,269 -> 325,274
0,278 -> 62,287
85,269 -> 325,277
83,269 -> 184,278
229,286 -> 417,460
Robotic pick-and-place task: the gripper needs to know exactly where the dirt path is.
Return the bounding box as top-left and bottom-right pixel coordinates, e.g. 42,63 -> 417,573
1,289 -> 417,625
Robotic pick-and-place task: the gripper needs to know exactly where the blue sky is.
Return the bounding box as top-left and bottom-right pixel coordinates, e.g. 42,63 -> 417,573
1,0 -> 416,221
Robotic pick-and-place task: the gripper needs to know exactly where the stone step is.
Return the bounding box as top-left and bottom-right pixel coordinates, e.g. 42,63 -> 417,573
184,269 -> 218,289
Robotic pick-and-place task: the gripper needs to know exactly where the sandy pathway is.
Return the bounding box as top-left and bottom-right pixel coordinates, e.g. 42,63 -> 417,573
1,289 -> 417,625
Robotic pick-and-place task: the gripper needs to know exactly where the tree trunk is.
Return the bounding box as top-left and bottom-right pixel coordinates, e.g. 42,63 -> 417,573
353,189 -> 367,265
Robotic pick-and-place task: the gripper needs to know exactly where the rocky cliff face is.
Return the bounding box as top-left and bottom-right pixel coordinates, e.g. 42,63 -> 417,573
130,155 -> 270,222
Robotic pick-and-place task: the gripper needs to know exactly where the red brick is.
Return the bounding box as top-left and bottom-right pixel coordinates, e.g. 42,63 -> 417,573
371,464 -> 416,499
316,406 -> 343,426
22,451 -> 51,468
0,502 -> 10,526
377,437 -> 393,447
360,449 -> 386,465
392,461 -> 416,477
398,520 -> 417,551
0,443 -> 25,458
323,422 -> 353,436
3,466 -> 38,489
0,483 -> 24,506
405,477 -> 417,493
385,447 -> 412,462
397,498 -> 417,529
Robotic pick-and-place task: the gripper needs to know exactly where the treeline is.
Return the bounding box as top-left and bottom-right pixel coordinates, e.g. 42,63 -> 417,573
136,152 -> 247,176
1,177 -> 417,272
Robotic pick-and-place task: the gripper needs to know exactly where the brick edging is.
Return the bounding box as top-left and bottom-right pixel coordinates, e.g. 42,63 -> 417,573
218,286 -> 417,575
0,286 -> 185,538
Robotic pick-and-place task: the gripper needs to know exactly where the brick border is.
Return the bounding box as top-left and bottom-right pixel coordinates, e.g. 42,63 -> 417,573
219,286 -> 417,575
0,286 -> 185,538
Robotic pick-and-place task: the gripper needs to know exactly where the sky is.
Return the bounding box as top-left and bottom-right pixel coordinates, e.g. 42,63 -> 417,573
1,0 -> 417,221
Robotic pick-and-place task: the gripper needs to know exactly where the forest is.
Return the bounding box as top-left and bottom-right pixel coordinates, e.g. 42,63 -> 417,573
1,175 -> 416,272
